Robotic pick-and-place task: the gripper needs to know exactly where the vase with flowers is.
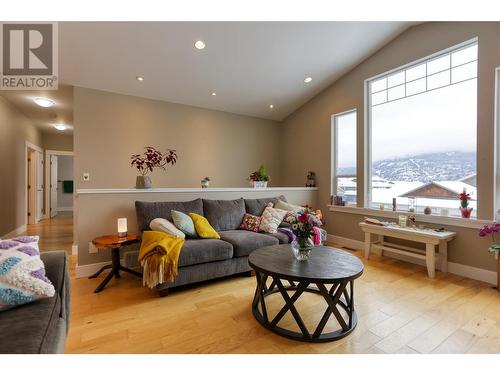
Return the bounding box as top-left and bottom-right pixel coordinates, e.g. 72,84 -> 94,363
131,147 -> 178,188
282,209 -> 323,260
458,188 -> 472,218
478,223 -> 500,290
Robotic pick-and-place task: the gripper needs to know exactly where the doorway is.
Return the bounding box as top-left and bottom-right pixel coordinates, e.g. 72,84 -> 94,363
45,150 -> 74,218
26,142 -> 44,225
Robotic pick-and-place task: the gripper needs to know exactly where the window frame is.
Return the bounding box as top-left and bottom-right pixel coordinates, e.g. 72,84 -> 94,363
364,37 -> 479,211
331,108 -> 357,203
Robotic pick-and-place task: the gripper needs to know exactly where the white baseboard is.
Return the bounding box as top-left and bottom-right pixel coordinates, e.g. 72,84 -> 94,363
71,244 -> 78,255
1,224 -> 27,239
76,261 -> 111,278
327,233 -> 498,285
327,234 -> 364,250
57,207 -> 73,212
447,262 -> 497,285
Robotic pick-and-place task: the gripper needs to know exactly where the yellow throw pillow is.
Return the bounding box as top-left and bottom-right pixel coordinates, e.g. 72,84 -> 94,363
188,213 -> 220,239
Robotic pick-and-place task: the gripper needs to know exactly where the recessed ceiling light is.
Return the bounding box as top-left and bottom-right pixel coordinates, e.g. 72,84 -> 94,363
136,76 -> 144,81
304,77 -> 313,83
269,104 -> 274,109
194,40 -> 206,50
33,97 -> 55,108
53,124 -> 66,131
211,92 -> 217,96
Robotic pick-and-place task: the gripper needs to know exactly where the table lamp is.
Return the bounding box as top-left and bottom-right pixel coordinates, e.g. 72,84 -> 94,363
117,218 -> 128,237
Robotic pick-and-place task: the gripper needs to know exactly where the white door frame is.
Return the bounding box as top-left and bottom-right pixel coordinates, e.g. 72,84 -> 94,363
44,150 -> 74,220
494,67 -> 500,220
25,141 -> 43,225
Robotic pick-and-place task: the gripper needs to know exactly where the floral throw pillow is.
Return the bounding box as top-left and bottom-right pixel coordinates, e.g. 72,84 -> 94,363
259,203 -> 288,234
239,213 -> 262,232
0,236 -> 55,311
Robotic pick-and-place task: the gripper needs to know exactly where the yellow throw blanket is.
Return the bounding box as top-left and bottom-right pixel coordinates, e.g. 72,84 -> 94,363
138,231 -> 185,288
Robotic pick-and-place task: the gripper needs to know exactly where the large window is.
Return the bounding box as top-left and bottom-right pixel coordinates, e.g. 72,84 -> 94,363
332,110 -> 357,205
366,40 -> 478,216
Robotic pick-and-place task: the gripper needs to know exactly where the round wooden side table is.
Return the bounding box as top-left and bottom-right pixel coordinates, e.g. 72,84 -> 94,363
89,233 -> 142,293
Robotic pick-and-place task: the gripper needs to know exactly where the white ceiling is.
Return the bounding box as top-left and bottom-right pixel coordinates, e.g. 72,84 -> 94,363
59,22 -> 414,121
0,85 -> 74,134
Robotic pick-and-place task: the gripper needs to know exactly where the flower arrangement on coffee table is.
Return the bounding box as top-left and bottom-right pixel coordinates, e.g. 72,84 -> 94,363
283,208 -> 323,260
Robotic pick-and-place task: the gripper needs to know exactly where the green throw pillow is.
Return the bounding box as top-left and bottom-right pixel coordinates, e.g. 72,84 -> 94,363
171,210 -> 198,238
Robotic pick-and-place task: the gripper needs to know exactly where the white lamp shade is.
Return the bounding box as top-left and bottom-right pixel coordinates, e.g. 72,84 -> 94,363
117,218 -> 128,234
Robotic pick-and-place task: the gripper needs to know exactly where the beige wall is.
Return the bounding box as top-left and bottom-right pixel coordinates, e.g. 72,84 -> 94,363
281,22 -> 500,272
42,132 -> 73,151
74,87 -> 283,190
0,97 -> 42,237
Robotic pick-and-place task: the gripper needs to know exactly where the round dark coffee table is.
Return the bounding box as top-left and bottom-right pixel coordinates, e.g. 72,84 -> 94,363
248,244 -> 364,342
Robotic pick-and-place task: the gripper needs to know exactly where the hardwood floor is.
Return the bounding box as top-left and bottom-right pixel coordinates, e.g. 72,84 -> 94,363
23,212 -> 74,254
23,216 -> 500,354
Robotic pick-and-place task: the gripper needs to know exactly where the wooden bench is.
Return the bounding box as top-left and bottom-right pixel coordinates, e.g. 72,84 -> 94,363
359,222 -> 456,278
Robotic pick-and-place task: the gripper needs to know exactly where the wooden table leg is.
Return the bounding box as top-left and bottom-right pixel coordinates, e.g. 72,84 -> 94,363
364,232 -> 372,260
438,240 -> 448,273
425,243 -> 436,278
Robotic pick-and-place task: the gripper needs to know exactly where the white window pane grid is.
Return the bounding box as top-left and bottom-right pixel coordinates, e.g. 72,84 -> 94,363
369,43 -> 477,107
405,63 -> 427,81
406,78 -> 426,96
388,71 -> 405,88
452,60 -> 478,84
427,70 -> 450,90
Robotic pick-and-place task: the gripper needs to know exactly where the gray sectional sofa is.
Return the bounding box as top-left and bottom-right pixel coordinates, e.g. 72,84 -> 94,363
0,251 -> 70,354
134,196 -> 291,296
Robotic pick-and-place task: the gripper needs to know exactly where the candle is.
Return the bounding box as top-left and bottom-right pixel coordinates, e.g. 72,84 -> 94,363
379,203 -> 384,211
440,208 -> 449,217
117,218 -> 128,237
398,215 -> 407,227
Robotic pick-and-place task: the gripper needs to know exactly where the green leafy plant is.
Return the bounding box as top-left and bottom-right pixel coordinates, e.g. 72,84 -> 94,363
249,164 -> 270,182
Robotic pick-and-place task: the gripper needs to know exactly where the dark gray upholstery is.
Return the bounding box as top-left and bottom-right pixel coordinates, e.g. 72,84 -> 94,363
219,230 -> 279,257
179,239 -> 233,267
263,231 -> 291,244
133,197 -> 293,296
0,251 -> 70,354
135,199 -> 204,232
159,256 -> 251,289
244,195 -> 287,216
203,198 -> 246,231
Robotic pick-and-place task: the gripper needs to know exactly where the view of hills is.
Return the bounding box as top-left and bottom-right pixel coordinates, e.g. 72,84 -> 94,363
339,151 -> 476,182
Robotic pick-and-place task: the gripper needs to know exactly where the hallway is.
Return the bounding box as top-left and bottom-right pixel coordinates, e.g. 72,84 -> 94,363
21,212 -> 74,253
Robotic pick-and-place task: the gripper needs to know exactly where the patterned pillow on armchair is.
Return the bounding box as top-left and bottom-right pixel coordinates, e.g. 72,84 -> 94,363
0,236 -> 55,311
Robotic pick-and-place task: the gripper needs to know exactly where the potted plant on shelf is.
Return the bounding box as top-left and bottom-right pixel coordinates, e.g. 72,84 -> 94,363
478,223 -> 500,291
131,147 -> 178,189
458,188 -> 472,218
283,208 -> 323,261
201,177 -> 211,188
248,164 -> 270,188
306,171 -> 316,187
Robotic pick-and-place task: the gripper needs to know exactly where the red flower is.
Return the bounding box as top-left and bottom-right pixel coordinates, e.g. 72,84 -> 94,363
458,193 -> 470,201
298,212 -> 309,223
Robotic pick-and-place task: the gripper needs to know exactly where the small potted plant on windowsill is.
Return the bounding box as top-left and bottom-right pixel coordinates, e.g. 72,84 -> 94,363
458,188 -> 472,218
248,164 -> 270,188
131,147 -> 178,189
